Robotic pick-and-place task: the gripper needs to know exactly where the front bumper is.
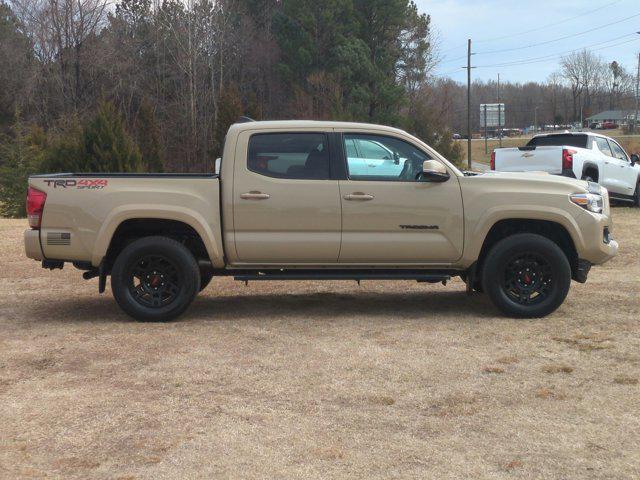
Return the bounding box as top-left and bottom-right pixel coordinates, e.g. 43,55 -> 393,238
576,214 -> 618,265
24,229 -> 43,261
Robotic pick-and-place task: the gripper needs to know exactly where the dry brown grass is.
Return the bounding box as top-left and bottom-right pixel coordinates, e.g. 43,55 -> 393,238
1,207 -> 640,479
613,376 -> 639,386
542,365 -> 574,374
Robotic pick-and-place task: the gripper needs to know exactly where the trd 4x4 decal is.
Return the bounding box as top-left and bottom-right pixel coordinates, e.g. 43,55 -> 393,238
43,179 -> 108,190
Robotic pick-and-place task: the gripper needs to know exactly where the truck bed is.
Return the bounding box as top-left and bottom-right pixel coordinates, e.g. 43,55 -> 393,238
28,172 -> 224,268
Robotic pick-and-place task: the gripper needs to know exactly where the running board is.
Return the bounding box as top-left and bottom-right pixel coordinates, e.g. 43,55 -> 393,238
233,271 -> 451,283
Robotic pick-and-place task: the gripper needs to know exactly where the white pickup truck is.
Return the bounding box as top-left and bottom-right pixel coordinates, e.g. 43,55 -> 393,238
492,132 -> 640,205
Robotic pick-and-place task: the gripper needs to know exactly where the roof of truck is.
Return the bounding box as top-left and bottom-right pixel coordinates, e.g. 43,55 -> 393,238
229,119 -> 409,135
532,131 -> 610,139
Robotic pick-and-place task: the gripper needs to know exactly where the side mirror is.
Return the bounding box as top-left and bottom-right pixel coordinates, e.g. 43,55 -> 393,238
631,154 -> 639,166
420,160 -> 450,182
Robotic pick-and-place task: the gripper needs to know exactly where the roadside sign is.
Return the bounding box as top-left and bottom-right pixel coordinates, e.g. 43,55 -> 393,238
480,104 -> 505,128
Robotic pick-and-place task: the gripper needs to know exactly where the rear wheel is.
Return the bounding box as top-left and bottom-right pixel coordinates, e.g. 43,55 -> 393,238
482,233 -> 571,318
111,236 -> 200,322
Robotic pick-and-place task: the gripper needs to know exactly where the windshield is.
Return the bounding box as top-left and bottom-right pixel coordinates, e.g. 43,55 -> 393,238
526,134 -> 588,149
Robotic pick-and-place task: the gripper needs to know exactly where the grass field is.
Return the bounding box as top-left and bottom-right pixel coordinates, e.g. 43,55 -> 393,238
459,133 -> 640,166
1,210 -> 639,479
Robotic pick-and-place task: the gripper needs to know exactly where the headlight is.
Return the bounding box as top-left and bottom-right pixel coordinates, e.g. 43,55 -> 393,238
570,193 -> 603,213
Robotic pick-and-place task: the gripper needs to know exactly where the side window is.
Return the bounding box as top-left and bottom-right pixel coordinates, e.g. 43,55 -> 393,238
358,139 -> 394,160
345,138 -> 359,158
608,140 -> 628,161
594,137 -> 612,157
248,133 -> 330,180
344,134 -> 431,181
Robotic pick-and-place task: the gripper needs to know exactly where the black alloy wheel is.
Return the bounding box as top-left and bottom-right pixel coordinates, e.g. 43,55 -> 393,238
482,233 -> 571,318
502,252 -> 553,306
111,236 -> 200,322
128,254 -> 180,308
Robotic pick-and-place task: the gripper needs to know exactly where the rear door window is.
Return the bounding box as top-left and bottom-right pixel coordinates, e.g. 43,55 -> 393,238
594,137 -> 613,157
526,134 -> 588,149
247,133 -> 330,179
607,140 -> 628,161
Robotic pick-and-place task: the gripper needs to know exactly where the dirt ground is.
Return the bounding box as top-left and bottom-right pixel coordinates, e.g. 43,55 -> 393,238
1,209 -> 639,480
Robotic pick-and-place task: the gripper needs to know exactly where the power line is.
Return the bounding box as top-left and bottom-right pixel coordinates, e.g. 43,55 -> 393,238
475,36 -> 640,69
432,32 -> 640,76
438,10 -> 640,66
438,0 -> 626,56
477,11 -> 640,55
475,0 -> 625,43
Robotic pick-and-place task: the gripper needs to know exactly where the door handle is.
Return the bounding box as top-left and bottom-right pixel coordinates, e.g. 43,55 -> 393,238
240,191 -> 270,200
343,192 -> 374,201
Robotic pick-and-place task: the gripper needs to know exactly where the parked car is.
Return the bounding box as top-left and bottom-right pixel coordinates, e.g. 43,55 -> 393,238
602,121 -> 619,130
25,120 -> 618,321
491,132 -> 640,205
452,133 -> 461,140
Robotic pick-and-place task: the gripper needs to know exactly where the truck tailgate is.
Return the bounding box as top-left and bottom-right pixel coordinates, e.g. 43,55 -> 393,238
495,147 -> 562,174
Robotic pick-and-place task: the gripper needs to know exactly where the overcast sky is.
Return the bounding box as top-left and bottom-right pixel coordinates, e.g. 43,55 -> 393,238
415,0 -> 640,84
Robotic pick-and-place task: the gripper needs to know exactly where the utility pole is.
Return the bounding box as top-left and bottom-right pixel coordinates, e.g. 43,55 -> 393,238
534,106 -> 539,133
634,51 -> 640,133
465,39 -> 474,170
484,105 -> 488,154
497,73 -> 502,148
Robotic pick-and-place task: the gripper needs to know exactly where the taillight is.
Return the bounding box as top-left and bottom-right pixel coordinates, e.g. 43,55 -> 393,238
562,149 -> 576,170
26,186 -> 47,229
490,151 -> 496,170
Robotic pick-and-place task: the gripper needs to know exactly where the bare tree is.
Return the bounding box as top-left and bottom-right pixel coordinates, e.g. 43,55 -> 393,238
10,0 -> 109,113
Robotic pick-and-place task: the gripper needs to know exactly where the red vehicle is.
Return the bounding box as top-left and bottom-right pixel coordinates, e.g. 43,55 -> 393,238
602,121 -> 618,130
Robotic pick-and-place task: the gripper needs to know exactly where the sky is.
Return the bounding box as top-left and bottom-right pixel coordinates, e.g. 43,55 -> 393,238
415,0 -> 640,84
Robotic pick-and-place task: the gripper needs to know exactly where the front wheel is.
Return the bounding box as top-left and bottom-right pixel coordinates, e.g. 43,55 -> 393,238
633,181 -> 640,207
111,236 -> 200,322
481,233 -> 571,318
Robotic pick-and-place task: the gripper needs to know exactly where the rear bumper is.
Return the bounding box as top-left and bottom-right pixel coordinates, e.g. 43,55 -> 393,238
24,229 -> 43,261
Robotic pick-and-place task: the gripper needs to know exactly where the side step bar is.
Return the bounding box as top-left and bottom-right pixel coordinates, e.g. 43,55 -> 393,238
233,270 -> 451,283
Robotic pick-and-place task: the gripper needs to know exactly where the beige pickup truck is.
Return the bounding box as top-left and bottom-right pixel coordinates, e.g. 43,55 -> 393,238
24,120 -> 618,321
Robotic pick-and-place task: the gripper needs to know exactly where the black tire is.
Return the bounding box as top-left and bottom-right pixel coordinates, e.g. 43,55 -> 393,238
111,236 -> 200,322
633,181 -> 640,207
199,270 -> 214,292
481,233 -> 571,318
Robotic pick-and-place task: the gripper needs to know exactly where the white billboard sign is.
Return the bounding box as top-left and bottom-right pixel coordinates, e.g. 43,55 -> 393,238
480,103 -> 505,128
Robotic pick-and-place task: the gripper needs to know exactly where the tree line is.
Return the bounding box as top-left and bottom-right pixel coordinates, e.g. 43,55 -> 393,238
429,49 -> 638,135
0,0 -> 465,216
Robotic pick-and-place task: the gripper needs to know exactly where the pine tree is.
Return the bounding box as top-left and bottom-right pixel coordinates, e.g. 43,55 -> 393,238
83,101 -> 143,172
0,110 -> 46,217
214,85 -> 243,156
136,98 -> 164,172
41,116 -> 84,173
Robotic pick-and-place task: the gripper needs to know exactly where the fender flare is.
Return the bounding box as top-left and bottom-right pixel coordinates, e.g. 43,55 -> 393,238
464,205 -> 585,263
91,205 -> 225,268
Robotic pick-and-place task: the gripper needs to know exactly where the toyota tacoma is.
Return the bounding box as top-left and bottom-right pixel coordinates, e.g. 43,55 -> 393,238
24,120 -> 618,321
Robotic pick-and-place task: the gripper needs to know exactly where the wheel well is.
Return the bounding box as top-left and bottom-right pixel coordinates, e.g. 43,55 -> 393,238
476,219 -> 579,282
582,164 -> 598,182
105,219 -> 209,267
